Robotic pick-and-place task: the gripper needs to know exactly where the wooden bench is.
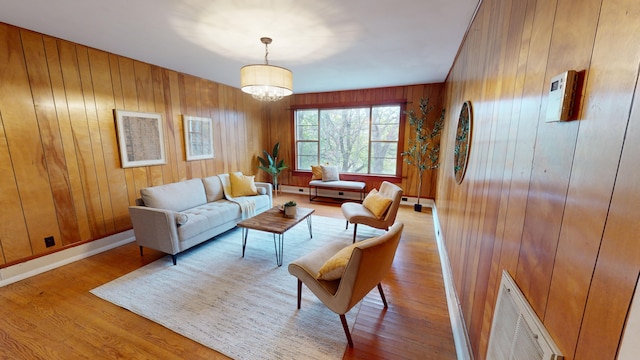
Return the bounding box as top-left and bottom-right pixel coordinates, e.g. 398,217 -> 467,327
308,180 -> 366,202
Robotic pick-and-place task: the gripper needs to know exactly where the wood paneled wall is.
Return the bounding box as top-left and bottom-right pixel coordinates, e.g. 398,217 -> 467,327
0,23 -> 267,266
266,84 -> 444,197
437,0 -> 640,359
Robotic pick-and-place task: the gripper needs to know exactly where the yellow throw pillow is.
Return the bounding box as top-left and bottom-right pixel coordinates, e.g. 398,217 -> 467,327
229,172 -> 258,197
311,165 -> 323,180
362,189 -> 393,220
316,236 -> 379,280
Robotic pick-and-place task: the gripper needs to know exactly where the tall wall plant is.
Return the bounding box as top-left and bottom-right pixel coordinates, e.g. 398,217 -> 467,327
401,97 -> 445,211
257,142 -> 288,194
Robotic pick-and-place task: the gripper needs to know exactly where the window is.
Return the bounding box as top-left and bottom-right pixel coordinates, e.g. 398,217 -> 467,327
295,104 -> 402,176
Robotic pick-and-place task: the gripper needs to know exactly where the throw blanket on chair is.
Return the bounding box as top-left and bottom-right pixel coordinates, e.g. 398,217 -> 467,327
217,173 -> 257,219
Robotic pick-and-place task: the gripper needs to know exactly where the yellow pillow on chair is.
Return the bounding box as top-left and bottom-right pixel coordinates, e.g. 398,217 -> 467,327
316,236 -> 379,280
362,189 -> 393,219
229,172 -> 258,197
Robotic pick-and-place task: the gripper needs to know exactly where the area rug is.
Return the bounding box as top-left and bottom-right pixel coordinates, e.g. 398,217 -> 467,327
91,215 -> 383,360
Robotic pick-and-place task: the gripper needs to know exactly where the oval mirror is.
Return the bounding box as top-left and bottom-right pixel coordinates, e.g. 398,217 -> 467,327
454,101 -> 472,184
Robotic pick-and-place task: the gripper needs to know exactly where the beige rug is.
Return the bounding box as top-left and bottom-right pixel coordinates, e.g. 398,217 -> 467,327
91,215 -> 382,360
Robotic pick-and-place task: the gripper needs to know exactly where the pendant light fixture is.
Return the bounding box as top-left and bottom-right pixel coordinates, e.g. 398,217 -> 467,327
240,37 -> 293,102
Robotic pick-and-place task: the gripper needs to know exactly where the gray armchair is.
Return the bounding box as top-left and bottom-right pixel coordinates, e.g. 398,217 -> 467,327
341,181 -> 403,242
288,222 -> 404,347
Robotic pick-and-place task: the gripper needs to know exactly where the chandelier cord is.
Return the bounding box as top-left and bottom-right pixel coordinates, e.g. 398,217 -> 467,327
264,42 -> 269,65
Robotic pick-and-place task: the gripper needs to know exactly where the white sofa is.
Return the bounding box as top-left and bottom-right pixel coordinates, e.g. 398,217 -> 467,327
128,175 -> 272,264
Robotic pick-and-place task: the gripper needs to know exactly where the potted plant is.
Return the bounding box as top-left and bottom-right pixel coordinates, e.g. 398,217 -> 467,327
283,200 -> 297,218
401,97 -> 445,212
257,142 -> 288,196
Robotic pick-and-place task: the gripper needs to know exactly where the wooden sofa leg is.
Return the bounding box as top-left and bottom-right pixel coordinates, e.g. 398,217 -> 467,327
139,246 -> 144,257
377,283 -> 388,308
340,314 -> 354,348
297,280 -> 302,309
171,254 -> 177,265
352,224 -> 358,243
345,220 -> 348,230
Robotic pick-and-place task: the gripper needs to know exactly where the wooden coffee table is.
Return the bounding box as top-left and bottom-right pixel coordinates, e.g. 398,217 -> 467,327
237,206 -> 315,266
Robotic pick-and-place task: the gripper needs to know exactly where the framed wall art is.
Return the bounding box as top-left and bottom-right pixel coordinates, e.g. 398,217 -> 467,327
183,115 -> 214,161
454,101 -> 473,184
114,110 -> 166,168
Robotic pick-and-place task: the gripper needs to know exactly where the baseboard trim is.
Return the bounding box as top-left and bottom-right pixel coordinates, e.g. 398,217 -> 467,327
430,204 -> 474,360
0,230 -> 135,287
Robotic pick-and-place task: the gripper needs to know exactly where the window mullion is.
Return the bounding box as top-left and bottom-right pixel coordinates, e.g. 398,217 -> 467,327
316,109 -> 320,165
368,107 -> 373,174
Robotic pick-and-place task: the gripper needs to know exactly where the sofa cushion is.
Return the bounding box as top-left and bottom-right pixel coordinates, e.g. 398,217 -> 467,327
140,179 -> 206,212
229,172 -> 258,197
202,176 -> 225,202
179,200 -> 241,240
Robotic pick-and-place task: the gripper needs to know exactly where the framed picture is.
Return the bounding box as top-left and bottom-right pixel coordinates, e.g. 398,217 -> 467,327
114,110 -> 166,168
183,115 -> 214,161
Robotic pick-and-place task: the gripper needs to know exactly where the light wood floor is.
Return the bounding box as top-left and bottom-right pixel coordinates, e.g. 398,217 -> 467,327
0,194 -> 457,359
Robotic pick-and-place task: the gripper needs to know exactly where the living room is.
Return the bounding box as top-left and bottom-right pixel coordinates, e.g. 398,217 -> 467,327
2,0 -> 640,359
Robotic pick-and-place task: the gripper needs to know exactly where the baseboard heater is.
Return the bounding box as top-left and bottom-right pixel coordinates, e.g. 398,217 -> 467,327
487,270 -> 563,360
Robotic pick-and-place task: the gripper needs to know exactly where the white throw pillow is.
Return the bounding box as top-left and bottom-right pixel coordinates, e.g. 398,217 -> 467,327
321,165 -> 340,182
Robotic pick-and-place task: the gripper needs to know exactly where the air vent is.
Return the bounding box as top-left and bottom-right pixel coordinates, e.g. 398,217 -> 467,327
487,271 -> 563,360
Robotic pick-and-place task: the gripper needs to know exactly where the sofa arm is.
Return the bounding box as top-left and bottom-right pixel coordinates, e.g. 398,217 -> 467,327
128,206 -> 181,255
255,182 -> 273,208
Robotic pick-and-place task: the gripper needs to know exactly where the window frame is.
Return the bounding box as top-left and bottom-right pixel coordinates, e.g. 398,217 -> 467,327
291,100 -> 406,181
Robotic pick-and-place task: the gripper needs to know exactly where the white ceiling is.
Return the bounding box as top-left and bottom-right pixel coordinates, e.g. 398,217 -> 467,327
0,0 -> 479,94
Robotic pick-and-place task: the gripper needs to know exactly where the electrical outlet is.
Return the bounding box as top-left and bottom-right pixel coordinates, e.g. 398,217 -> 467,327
402,197 -> 408,201
44,236 -> 55,248
298,188 -> 303,192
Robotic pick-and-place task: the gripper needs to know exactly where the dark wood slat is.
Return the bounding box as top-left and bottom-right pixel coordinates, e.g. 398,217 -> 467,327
3,27 -> 61,257
0,24 -> 37,263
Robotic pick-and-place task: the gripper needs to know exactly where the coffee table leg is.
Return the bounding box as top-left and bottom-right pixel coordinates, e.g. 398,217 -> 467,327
242,228 -> 249,257
306,216 -> 313,238
273,233 -> 284,267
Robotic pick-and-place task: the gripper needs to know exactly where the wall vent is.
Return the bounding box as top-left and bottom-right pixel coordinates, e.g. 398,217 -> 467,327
487,271 -> 563,360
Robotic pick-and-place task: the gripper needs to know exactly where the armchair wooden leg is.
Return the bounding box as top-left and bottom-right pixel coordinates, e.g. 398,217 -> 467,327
171,254 -> 177,265
139,246 -> 144,257
340,314 -> 354,348
297,279 -> 302,309
352,224 -> 358,243
345,220 -> 348,230
377,283 -> 388,308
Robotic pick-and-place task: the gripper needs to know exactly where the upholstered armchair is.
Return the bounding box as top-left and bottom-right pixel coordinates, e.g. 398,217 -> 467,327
288,222 -> 404,347
341,181 -> 403,243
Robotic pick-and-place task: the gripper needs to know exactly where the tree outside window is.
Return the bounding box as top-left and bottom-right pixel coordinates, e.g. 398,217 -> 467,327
295,105 -> 401,175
